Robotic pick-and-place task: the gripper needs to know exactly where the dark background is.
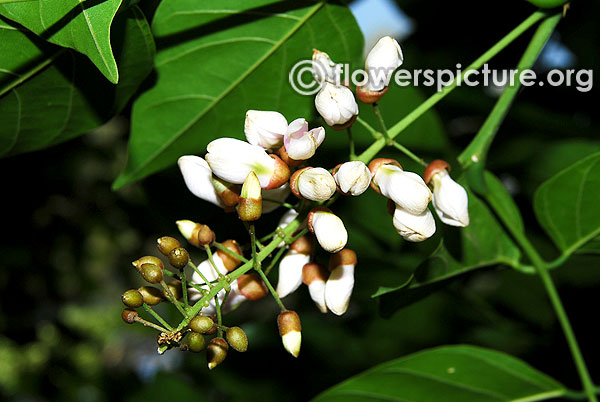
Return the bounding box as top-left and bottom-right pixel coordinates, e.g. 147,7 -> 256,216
1,0 -> 598,400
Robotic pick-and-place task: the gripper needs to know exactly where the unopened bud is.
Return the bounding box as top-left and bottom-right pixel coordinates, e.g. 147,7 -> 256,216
189,315 -> 215,334
140,263 -> 163,284
332,161 -> 371,196
168,247 -> 189,269
302,263 -> 329,313
122,289 -> 143,308
308,207 -> 348,253
226,326 -> 248,352
239,171 -> 263,221
315,82 -> 359,129
325,249 -> 357,316
237,273 -> 268,300
121,308 -> 138,324
216,240 -> 243,272
424,160 -> 469,227
244,110 -> 287,150
138,286 -> 163,305
176,220 -> 215,247
277,311 -> 302,357
132,256 -> 164,272
157,236 -> 181,256
187,332 -> 206,352
211,177 -> 241,207
290,167 -> 336,201
207,337 -> 229,369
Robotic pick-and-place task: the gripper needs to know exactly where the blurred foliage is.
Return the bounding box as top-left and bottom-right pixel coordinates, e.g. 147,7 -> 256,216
1,0 -> 600,401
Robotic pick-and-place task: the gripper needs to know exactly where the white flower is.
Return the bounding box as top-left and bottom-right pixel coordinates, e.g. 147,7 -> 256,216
244,110 -> 288,150
278,311 -> 302,357
302,263 -> 329,313
334,161 -> 371,195
312,49 -> 340,84
263,184 -> 291,214
364,36 -> 404,92
372,163 -> 431,214
283,118 -> 325,160
309,209 -> 348,253
315,82 -> 359,127
325,249 -> 357,315
276,251 -> 311,298
431,170 -> 470,227
295,167 -> 336,201
205,138 -> 288,189
392,205 -> 436,242
178,156 -> 224,207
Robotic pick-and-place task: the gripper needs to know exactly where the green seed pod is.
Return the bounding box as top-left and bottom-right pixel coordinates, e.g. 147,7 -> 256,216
206,337 -> 228,370
132,256 -> 164,272
121,309 -> 138,324
189,316 -> 214,334
168,247 -> 189,270
122,289 -> 143,308
226,326 -> 248,352
138,286 -> 163,305
162,281 -> 183,300
187,332 -> 206,352
140,263 -> 163,284
157,236 -> 181,256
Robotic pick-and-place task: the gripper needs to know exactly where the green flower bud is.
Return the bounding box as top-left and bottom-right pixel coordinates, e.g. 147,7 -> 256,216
226,326 -> 248,352
157,236 -> 181,256
140,263 -> 163,284
238,171 -> 262,221
187,332 -> 206,352
121,309 -> 138,324
189,316 -> 214,334
132,256 -> 164,272
138,286 -> 163,305
168,247 -> 189,270
207,337 -> 228,370
122,289 -> 143,308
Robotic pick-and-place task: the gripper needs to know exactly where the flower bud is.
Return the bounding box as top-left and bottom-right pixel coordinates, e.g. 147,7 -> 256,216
190,315 -> 214,334
315,82 -> 359,129
226,326 -> 248,352
424,160 -> 469,227
237,273 -> 268,301
132,256 -> 164,272
277,311 -> 302,357
369,158 -> 431,215
238,171 -> 262,221
312,49 -> 340,84
121,308 -> 138,324
216,240 -> 243,272
176,220 -> 215,247
308,208 -> 348,253
244,110 -> 288,150
392,206 -> 436,242
140,263 -> 163,284
363,36 -> 403,93
157,236 -> 181,256
122,289 -> 143,308
283,118 -> 325,161
207,337 -> 228,369
290,167 -> 336,201
333,161 -> 371,195
138,286 -> 163,305
325,249 -> 357,316
211,177 -> 241,207
276,246 -> 311,298
168,247 -> 189,270
178,155 -> 225,207
302,263 -> 329,313
187,332 -> 206,352
162,280 -> 183,300
206,138 -> 290,190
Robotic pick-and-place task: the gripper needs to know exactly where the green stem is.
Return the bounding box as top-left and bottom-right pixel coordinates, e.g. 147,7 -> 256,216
160,280 -> 188,317
256,264 -> 286,312
457,12 -> 562,168
373,103 -> 391,144
390,141 -> 427,167
214,295 -> 223,337
134,316 -> 169,333
357,10 -> 548,164
263,198 -> 296,209
264,245 -> 288,276
213,242 -> 249,263
205,245 -> 225,280
180,269 -> 189,308
143,303 -> 174,331
355,116 -> 380,139
187,260 -> 211,288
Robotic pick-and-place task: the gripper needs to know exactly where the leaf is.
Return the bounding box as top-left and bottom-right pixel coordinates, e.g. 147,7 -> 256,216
374,177 -> 521,314
534,152 -> 600,257
0,6 -> 154,156
0,0 -> 123,83
113,0 -> 364,189
483,171 -> 524,234
312,345 -> 566,402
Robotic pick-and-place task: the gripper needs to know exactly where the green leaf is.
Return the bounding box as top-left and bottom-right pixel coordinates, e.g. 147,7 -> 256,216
0,0 -> 123,83
534,152 -> 600,257
483,171 -> 524,234
374,177 -> 521,314
113,0 -> 364,189
312,345 -> 565,402
0,6 -> 154,156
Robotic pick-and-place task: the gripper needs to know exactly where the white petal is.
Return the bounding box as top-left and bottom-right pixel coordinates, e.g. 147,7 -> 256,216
308,280 -> 327,313
263,184 -> 291,214
432,172 -> 470,227
244,110 -> 288,149
311,211 -> 347,253
281,330 -> 301,358
325,264 -> 354,315
334,161 -> 371,195
364,36 -> 404,91
315,83 -> 358,126
276,252 -> 310,298
178,156 -> 224,207
375,165 -> 431,214
312,50 -> 340,84
393,206 -> 436,242
298,167 -> 336,201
